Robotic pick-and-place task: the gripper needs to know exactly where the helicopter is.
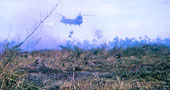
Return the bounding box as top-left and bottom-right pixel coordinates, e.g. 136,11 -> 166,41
57,13 -> 93,26
60,14 -> 83,26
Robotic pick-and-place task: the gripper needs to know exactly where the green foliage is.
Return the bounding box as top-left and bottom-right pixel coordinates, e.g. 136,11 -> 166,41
122,44 -> 170,57
114,57 -> 170,85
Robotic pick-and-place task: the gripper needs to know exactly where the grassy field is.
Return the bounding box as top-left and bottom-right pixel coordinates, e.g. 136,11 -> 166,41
0,44 -> 170,90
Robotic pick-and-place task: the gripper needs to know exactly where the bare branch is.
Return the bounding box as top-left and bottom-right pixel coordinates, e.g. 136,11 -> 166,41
14,4 -> 59,49
26,38 -> 42,50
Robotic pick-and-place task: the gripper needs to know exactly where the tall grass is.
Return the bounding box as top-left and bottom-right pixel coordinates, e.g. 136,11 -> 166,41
0,44 -> 169,89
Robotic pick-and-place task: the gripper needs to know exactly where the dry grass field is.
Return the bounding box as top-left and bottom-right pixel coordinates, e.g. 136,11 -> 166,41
0,44 -> 170,90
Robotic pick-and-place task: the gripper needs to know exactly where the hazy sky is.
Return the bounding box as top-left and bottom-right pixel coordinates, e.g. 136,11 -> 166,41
0,0 -> 170,46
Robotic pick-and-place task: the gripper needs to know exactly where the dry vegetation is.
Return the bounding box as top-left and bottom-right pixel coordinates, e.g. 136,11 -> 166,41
0,44 -> 170,90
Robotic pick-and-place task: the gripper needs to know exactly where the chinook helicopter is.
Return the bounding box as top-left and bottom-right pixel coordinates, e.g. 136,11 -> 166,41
57,13 -> 93,26
60,14 -> 83,26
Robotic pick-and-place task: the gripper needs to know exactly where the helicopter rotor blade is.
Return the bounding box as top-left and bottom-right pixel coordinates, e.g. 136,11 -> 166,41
82,15 -> 95,16
55,12 -> 63,17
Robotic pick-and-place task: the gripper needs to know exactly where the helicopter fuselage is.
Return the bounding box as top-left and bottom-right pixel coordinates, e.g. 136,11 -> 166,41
60,15 -> 83,26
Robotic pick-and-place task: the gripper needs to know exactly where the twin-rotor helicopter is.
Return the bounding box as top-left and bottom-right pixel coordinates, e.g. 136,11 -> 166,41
57,13 -> 94,26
